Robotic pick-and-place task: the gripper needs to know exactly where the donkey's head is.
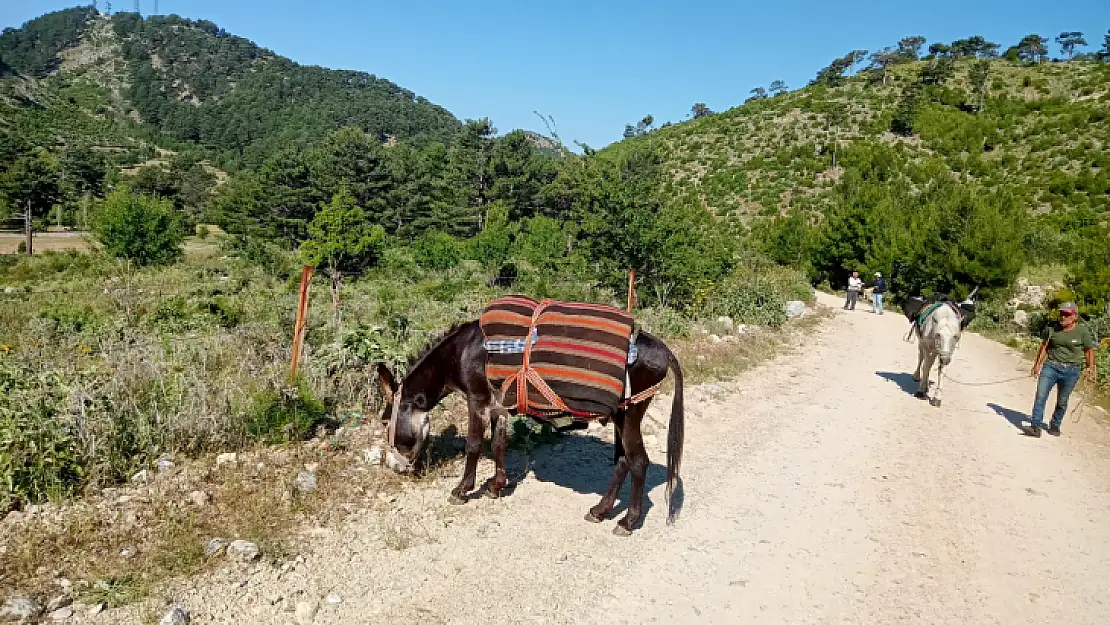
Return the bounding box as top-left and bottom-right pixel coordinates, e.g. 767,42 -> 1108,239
930,305 -> 963,366
376,364 -> 432,474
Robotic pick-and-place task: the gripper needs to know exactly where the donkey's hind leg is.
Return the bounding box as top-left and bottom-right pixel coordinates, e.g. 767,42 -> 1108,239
913,339 -> 924,383
586,411 -> 628,524
613,403 -> 651,537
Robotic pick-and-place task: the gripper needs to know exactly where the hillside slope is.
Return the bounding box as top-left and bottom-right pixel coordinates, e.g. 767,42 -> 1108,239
620,58 -> 1110,223
0,7 -> 460,169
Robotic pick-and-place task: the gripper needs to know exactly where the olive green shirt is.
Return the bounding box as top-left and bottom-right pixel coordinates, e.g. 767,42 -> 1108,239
1044,323 -> 1097,367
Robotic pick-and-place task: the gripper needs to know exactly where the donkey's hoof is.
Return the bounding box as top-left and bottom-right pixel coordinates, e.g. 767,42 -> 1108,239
914,391 -> 927,399
612,524 -> 633,537
932,399 -> 942,408
584,512 -> 603,524
448,493 -> 468,506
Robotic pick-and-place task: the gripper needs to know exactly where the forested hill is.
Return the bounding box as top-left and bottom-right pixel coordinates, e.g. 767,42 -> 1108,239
0,6 -> 460,169
608,34 -> 1110,304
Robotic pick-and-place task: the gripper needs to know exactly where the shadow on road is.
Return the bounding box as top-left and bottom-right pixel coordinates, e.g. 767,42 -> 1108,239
987,403 -> 1029,431
495,432 -> 672,528
876,371 -> 920,395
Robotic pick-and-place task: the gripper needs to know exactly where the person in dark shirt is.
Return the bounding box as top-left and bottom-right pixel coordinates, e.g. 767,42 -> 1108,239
1023,302 -> 1099,437
863,272 -> 888,314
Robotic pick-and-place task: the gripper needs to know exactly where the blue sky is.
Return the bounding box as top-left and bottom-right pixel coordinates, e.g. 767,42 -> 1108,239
4,1 -> 1109,148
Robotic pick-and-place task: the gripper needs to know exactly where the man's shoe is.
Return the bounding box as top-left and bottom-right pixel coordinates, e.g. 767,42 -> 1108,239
1022,425 -> 1042,438
1046,425 -> 1061,437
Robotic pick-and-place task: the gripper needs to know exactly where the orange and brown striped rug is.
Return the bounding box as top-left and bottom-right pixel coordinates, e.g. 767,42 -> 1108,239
480,296 -> 635,418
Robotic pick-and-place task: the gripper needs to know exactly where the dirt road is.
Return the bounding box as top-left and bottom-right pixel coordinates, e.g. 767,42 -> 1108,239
91,292 -> 1110,624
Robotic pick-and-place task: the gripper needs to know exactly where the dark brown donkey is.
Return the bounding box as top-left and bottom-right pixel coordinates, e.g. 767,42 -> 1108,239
375,321 -> 685,535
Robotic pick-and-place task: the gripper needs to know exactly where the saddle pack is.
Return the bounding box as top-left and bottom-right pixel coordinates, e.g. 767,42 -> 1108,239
480,296 -> 638,419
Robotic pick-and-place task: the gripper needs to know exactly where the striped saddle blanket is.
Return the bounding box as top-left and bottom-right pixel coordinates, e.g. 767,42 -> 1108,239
480,296 -> 636,418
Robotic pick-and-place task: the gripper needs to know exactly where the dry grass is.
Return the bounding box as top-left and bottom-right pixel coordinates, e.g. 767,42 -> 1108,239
673,309 -> 830,387
0,231 -> 223,258
0,233 -> 94,255
0,424 -> 407,605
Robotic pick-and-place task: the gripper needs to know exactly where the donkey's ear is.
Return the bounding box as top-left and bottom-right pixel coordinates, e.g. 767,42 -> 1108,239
377,363 -> 398,401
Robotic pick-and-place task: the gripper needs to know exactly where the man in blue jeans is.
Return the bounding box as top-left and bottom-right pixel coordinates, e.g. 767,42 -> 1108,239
1023,302 -> 1099,437
864,272 -> 888,314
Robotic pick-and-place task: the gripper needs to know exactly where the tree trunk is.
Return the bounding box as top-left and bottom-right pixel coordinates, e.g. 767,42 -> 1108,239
24,199 -> 33,256
330,272 -> 343,326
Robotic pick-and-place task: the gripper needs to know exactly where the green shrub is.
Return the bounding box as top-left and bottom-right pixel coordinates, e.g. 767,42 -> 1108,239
0,356 -> 84,510
244,377 -> 327,444
413,230 -> 462,270
706,276 -> 788,327
637,306 -> 692,339
92,189 -> 184,266
223,235 -> 298,278
39,303 -> 98,335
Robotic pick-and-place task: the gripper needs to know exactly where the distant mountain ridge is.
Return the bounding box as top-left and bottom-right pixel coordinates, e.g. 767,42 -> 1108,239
0,6 -> 460,168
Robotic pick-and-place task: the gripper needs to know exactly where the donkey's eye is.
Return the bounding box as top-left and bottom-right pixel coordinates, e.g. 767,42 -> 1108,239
413,393 -> 428,409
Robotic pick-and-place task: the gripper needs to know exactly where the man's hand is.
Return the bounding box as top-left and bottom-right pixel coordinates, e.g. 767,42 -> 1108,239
1030,366 -> 1041,378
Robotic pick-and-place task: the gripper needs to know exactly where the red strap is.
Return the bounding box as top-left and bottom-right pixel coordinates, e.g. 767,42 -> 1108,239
619,382 -> 661,408
507,299 -> 570,415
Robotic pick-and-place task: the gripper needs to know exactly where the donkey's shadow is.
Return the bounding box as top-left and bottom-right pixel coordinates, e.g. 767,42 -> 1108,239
876,371 -> 923,395
493,430 -> 676,521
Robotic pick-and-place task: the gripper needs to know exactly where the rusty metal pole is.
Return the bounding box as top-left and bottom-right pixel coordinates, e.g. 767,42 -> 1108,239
289,265 -> 314,379
627,268 -> 636,313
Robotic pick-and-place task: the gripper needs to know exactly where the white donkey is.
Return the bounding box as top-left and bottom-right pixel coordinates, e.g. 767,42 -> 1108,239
910,302 -> 964,407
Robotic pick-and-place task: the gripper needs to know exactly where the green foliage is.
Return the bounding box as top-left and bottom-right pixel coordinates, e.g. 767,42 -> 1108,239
0,6 -> 96,76
517,215 -> 568,270
809,144 -> 1026,298
412,230 -> 462,270
0,148 -> 63,221
299,186 -> 387,279
0,355 -> 84,510
92,189 -> 184,266
104,12 -> 459,167
244,377 -> 327,444
222,235 -> 298,279
467,201 -> 513,269
1066,224 -> 1110,315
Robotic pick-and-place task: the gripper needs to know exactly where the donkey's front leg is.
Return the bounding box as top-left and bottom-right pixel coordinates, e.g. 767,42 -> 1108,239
614,405 -> 650,537
933,363 -> 944,407
450,397 -> 489,505
485,406 -> 509,498
587,411 -> 628,523
916,350 -> 935,400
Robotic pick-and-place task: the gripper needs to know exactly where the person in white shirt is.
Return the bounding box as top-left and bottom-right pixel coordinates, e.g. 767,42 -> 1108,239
843,271 -> 862,311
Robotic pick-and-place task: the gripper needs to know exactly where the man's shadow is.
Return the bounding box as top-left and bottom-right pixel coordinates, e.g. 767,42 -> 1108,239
987,403 -> 1029,432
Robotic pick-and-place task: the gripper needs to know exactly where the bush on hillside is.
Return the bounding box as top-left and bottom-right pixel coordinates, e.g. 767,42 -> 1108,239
413,230 -> 462,270
91,189 -> 184,266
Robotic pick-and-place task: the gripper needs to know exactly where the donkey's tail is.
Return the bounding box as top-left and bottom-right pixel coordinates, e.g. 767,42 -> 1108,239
665,351 -> 685,525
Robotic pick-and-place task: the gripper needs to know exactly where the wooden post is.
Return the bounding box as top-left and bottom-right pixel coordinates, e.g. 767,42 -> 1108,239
626,268 -> 636,313
24,199 -> 33,256
289,265 -> 314,379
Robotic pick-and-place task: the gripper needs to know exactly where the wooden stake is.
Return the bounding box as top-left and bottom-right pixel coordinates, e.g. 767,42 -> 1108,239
627,268 -> 636,313
289,265 -> 314,379
24,199 -> 33,256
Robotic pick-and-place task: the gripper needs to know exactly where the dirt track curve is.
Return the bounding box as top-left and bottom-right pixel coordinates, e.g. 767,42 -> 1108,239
89,292 -> 1110,625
